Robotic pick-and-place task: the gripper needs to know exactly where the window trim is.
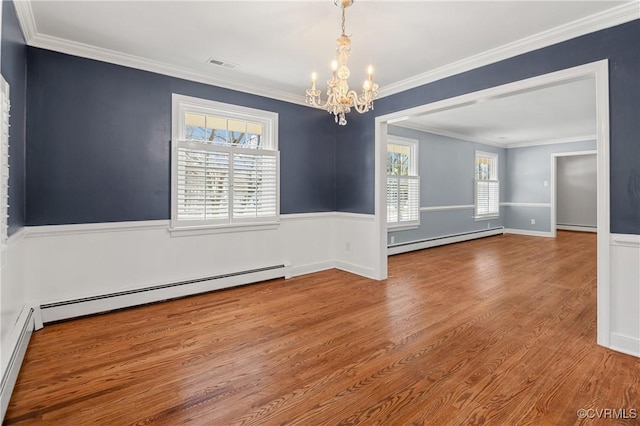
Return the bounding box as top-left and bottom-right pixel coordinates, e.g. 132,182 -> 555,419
474,150 -> 500,220
0,77 -> 10,254
387,136 -> 420,230
170,94 -> 280,234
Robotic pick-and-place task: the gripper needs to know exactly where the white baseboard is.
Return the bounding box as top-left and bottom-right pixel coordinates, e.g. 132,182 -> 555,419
1,307 -> 35,422
557,225 -> 597,233
609,333 -> 640,358
387,228 -> 504,256
40,265 -> 289,323
335,261 -> 377,280
504,228 -> 555,238
289,260 -> 336,278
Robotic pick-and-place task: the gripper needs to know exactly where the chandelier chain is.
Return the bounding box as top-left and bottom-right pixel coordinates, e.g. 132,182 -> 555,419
341,7 -> 346,35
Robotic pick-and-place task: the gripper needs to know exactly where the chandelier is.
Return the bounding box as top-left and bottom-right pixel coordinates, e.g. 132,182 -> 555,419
306,0 -> 379,126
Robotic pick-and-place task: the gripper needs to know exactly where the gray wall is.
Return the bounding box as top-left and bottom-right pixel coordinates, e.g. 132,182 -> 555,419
557,154 -> 597,228
387,131 -> 598,243
26,48 -> 337,226
387,126 -> 506,245
504,140 -> 596,232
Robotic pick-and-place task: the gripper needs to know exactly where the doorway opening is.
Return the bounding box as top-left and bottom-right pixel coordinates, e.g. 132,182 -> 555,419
374,60 -> 610,347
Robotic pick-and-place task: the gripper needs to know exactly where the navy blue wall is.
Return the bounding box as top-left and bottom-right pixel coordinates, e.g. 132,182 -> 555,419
1,0 -> 27,235
26,48 -> 335,225
337,20 -> 640,235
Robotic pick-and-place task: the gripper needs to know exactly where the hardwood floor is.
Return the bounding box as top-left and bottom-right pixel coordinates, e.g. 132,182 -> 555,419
5,232 -> 639,425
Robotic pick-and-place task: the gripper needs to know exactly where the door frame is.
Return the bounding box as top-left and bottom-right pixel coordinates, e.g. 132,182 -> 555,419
373,59 -> 610,347
550,150 -> 598,236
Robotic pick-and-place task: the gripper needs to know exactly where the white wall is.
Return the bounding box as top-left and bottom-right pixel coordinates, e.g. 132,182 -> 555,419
1,231 -> 27,375
557,154 -> 597,228
609,234 -> 640,357
1,229 -> 34,419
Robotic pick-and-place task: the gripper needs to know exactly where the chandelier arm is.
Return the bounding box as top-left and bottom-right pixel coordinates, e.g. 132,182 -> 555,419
345,90 -> 372,113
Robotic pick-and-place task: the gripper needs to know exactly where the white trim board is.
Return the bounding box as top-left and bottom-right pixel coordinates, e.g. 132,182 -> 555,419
501,202 -> 551,208
609,333 -> 640,358
549,150 -> 598,239
504,228 -> 555,238
20,212 -> 371,238
388,228 -> 504,256
610,233 -> 640,248
557,225 -> 597,233
375,60 -> 611,351
420,205 -> 474,212
25,220 -> 170,238
12,1 -> 639,105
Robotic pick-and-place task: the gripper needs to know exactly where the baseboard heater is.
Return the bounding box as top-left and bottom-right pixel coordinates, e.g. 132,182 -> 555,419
1,308 -> 34,422
40,264 -> 288,324
388,227 -> 504,256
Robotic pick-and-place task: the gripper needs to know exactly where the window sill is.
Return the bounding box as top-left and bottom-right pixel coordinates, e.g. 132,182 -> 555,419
474,215 -> 499,222
169,221 -> 279,237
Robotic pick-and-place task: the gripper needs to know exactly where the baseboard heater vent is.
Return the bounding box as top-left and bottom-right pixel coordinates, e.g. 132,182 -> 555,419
40,264 -> 288,323
1,308 -> 34,421
388,227 -> 504,256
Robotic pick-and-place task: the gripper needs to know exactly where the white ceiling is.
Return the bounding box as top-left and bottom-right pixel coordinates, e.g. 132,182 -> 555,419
18,1 -> 636,144
396,77 -> 597,147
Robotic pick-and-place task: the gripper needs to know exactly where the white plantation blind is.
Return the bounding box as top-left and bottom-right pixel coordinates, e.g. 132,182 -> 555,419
1,77 -> 10,249
232,151 -> 278,220
174,141 -> 279,226
387,176 -> 420,226
475,180 -> 500,217
176,144 -> 229,222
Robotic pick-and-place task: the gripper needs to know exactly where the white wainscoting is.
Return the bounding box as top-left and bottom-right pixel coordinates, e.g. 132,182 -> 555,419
23,212 -> 380,323
609,234 -> 640,357
333,212 -> 377,279
1,229 -> 36,421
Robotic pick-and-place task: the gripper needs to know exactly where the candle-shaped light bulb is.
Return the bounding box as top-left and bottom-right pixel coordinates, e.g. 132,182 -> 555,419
367,65 -> 374,82
311,72 -> 317,90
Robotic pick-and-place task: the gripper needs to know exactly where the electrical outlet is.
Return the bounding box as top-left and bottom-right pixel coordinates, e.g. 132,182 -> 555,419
345,241 -> 351,251
531,219 -> 536,225
390,236 -> 395,244
487,222 -> 490,229
543,180 -> 549,187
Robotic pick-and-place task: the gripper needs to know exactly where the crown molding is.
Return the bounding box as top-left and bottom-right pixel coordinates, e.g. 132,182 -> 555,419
12,0 -> 37,42
393,120 -> 597,149
393,121 -> 506,148
11,0 -> 639,106
379,2 -> 640,98
506,135 -> 597,149
27,33 -> 308,106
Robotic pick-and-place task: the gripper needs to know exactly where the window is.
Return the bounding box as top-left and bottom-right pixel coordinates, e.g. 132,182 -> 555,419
475,151 -> 499,219
171,94 -> 279,231
387,137 -> 419,228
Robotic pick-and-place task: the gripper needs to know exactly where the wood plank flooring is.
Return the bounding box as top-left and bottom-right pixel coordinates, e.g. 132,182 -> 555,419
5,232 -> 639,425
